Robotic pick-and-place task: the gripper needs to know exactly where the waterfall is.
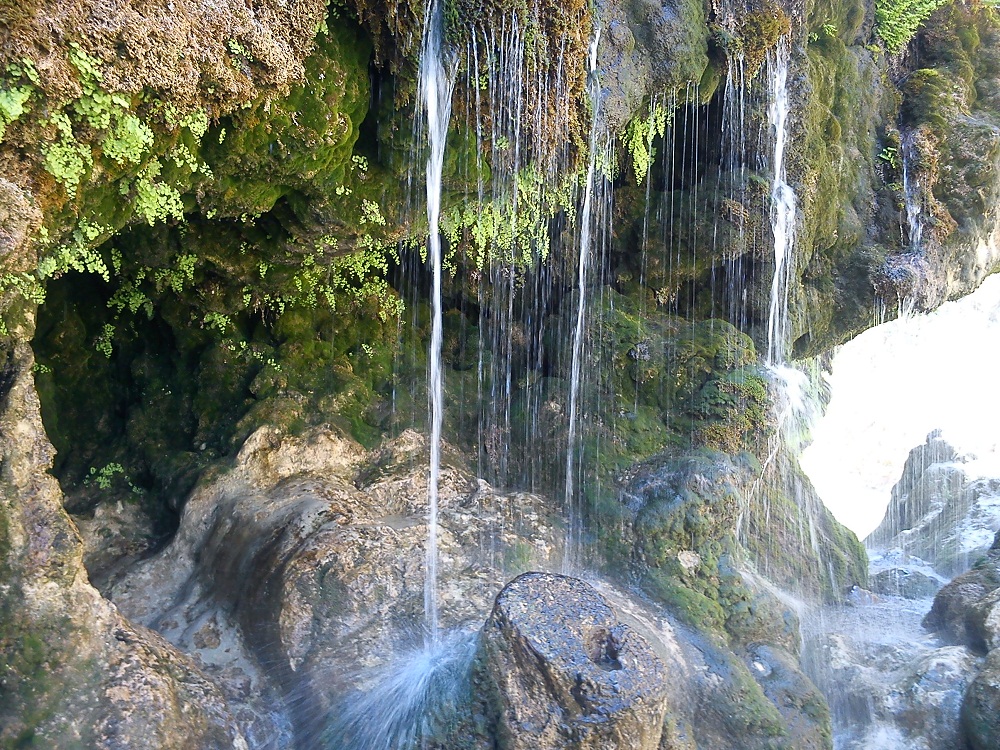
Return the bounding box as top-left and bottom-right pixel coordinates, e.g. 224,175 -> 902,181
901,133 -> 923,254
563,28 -> 601,570
419,0 -> 456,643
766,38 -> 796,365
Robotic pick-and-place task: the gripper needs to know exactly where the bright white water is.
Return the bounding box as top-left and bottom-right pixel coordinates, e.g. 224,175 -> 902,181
327,632 -> 477,749
419,0 -> 456,643
801,272 -> 1000,538
766,38 -> 797,365
563,27 -> 601,570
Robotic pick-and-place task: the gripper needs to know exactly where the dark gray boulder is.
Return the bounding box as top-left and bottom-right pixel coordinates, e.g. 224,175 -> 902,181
870,568 -> 942,600
963,648 -> 1000,750
924,531 -> 1000,651
473,572 -> 670,750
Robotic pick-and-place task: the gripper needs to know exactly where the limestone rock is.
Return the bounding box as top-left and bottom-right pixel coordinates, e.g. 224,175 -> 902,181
108,427 -> 562,746
963,648 -> 1000,750
744,644 -> 831,750
804,596 -> 982,750
867,432 -> 1000,576
870,568 -> 942,600
923,531 -> 1000,651
473,572 -> 669,750
0,338 -> 244,749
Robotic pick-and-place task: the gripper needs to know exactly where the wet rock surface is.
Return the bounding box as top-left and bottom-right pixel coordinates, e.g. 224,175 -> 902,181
924,531 -> 1000,651
473,572 -> 670,750
867,432 -> 1000,576
804,593 -> 982,750
107,426 -> 562,747
870,568 -> 943,600
963,648 -> 1000,750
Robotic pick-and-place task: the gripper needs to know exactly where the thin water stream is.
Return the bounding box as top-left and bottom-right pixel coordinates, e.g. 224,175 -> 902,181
766,38 -> 796,366
563,28 -> 602,570
419,0 -> 456,643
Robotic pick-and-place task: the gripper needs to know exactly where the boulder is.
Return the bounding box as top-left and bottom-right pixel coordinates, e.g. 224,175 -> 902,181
472,572 -> 670,750
923,531 -> 1000,651
870,568 -> 942,600
962,648 -> 1000,750
108,427 -> 563,746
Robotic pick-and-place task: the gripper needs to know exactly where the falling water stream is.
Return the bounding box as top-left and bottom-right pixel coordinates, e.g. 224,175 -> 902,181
766,38 -> 796,366
419,0 -> 456,643
563,28 -> 602,570
901,132 -> 924,254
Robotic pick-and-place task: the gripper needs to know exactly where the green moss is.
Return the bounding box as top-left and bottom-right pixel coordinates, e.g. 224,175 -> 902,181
644,568 -> 727,632
736,4 -> 792,74
201,22 -> 373,220
791,27 -> 900,355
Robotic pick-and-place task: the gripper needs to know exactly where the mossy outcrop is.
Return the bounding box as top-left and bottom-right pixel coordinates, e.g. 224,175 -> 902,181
1,0 -> 999,746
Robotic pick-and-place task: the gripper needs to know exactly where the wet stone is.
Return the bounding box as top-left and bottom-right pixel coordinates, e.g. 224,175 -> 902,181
473,572 -> 669,750
870,568 -> 942,599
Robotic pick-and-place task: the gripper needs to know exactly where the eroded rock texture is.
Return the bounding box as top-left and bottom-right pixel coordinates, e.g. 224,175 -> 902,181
0,330 -> 244,748
473,572 -> 670,750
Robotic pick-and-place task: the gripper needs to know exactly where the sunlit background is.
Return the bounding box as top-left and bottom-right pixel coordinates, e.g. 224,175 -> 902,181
801,273 -> 1000,539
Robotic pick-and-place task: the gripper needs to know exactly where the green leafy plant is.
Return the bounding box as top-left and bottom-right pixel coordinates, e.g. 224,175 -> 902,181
85,462 -> 142,494
94,323 -> 115,358
0,85 -> 32,140
42,112 -> 93,197
38,219 -> 111,280
624,103 -> 669,185
130,160 -> 184,225
878,146 -> 899,169
103,114 -> 155,165
875,0 -> 951,52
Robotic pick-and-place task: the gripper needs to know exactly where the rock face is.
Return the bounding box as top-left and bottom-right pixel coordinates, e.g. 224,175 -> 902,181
0,334 -> 245,748
867,432 -> 1000,575
473,572 -> 670,750
963,648 -> 1000,750
924,531 -> 1000,652
107,426 -> 563,746
804,595 -> 983,750
920,531 -> 1000,749
84,420 -> 834,750
869,568 -> 942,600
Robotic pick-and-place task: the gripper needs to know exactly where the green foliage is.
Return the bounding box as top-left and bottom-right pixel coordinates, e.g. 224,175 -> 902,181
84,461 -> 142,494
624,103 -> 669,185
875,0 -> 951,51
130,160 -> 184,225
878,146 -> 899,168
0,85 -> 32,141
252,236 -> 403,323
38,219 -> 111,280
107,280 -> 153,318
42,112 -> 93,198
0,273 -> 45,305
440,165 -> 578,267
94,323 -> 115,358
103,114 -> 155,166
154,253 -> 197,293
203,311 -> 232,334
